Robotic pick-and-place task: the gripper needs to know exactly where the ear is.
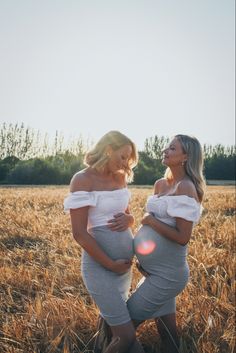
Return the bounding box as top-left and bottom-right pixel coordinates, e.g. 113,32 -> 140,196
104,145 -> 113,157
183,153 -> 188,163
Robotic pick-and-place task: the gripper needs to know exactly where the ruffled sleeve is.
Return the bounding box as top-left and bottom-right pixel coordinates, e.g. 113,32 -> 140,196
166,195 -> 201,223
64,191 -> 97,212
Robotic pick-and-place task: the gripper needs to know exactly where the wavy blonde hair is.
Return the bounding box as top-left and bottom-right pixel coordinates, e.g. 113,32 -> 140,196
165,134 -> 206,202
84,131 -> 138,182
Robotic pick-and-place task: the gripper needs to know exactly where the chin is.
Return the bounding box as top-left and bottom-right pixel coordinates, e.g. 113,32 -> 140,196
162,159 -> 168,166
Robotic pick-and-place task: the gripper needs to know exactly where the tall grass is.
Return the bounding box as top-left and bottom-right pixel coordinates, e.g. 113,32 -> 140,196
0,186 -> 235,353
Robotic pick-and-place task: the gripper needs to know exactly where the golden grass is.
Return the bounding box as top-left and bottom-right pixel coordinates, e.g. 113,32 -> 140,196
0,185 -> 235,353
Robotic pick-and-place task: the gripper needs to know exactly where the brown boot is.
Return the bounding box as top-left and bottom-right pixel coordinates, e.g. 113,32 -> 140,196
93,316 -> 112,353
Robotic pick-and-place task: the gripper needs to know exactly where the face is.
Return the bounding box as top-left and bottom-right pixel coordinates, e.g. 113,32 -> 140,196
107,144 -> 133,173
162,137 -> 187,167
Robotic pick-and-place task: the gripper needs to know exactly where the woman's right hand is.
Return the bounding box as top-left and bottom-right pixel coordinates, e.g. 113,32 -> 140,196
111,259 -> 132,274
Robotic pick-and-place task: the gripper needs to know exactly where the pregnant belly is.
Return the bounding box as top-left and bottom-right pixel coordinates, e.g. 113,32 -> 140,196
134,225 -> 187,274
91,226 -> 134,261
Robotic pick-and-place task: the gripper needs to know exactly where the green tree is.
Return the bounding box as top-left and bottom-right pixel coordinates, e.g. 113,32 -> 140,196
0,156 -> 20,183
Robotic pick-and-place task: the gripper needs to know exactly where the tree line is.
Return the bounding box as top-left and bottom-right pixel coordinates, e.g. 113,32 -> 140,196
0,123 -> 235,185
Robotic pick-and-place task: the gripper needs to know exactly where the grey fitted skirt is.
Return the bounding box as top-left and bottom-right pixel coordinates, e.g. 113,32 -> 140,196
81,226 -> 134,326
127,225 -> 189,321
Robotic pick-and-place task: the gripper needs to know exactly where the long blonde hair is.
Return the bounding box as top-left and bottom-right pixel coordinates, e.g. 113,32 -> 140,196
165,134 -> 206,202
84,131 -> 138,182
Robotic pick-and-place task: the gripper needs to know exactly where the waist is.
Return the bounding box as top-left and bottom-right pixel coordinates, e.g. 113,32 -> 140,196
85,226 -> 134,261
88,221 -> 114,232
89,224 -> 133,237
87,214 -> 123,230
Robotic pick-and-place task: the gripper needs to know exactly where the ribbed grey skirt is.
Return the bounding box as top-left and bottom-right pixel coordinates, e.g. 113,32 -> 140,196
127,225 -> 189,321
81,226 -> 134,326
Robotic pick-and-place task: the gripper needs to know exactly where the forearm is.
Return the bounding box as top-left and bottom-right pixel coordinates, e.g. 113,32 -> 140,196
73,231 -> 115,270
147,217 -> 190,246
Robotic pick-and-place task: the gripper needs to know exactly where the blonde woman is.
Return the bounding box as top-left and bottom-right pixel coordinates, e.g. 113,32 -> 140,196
126,134 -> 205,353
64,131 -> 144,353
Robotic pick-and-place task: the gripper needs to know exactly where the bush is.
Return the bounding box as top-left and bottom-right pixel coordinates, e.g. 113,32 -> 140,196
8,159 -> 59,184
7,154 -> 85,185
0,156 -> 20,183
133,152 -> 165,185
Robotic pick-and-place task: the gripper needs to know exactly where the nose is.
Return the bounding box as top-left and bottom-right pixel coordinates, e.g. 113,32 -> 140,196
162,148 -> 168,155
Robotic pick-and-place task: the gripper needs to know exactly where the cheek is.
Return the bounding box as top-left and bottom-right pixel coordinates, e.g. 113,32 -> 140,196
117,155 -> 123,164
170,152 -> 180,159
110,156 -> 120,168
114,156 -> 120,164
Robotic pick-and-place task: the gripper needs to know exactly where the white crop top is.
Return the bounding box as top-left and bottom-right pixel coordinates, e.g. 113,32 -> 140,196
146,194 -> 202,227
64,188 -> 131,230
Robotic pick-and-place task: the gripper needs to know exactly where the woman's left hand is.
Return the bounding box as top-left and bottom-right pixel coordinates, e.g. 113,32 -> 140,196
107,213 -> 133,232
141,213 -> 155,226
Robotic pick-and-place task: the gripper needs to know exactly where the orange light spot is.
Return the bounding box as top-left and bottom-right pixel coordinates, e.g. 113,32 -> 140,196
136,240 -> 156,255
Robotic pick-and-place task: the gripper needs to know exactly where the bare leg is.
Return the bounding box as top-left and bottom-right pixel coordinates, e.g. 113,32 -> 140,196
104,321 -> 145,353
124,320 -> 145,353
93,317 -> 144,353
93,316 -> 112,353
155,313 -> 180,353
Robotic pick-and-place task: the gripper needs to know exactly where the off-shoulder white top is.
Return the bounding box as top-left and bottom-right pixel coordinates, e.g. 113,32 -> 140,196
64,188 -> 131,230
146,194 -> 202,227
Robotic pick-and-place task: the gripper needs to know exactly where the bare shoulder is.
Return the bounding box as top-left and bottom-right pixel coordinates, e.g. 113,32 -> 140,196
154,178 -> 167,194
176,179 -> 199,201
70,169 -> 92,192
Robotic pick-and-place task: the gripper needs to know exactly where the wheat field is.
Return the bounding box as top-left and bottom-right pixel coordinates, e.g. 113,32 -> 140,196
0,186 -> 235,353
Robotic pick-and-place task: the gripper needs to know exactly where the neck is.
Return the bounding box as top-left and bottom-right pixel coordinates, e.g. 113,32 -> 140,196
169,167 -> 186,184
92,166 -> 114,179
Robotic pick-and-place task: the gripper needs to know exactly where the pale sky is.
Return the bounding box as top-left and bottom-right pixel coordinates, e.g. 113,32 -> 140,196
0,0 -> 235,149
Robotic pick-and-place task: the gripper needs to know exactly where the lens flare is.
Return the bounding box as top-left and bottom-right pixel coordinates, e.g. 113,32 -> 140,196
136,240 -> 156,255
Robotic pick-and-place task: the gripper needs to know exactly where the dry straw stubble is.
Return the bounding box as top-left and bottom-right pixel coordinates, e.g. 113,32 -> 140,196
0,186 -> 235,353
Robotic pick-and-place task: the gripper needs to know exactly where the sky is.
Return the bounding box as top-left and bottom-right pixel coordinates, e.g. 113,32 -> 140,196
0,0 -> 235,150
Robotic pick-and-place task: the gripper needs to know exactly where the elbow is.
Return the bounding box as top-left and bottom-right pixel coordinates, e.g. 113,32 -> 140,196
180,239 -> 189,246
72,231 -> 85,246
179,236 -> 190,246
175,230 -> 190,246
73,232 -> 79,242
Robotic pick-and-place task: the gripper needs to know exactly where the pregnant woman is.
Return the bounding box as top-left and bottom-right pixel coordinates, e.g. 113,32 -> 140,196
127,134 -> 205,353
64,131 -> 144,353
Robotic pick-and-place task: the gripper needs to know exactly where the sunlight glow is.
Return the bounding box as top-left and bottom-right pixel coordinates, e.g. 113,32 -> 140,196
136,240 -> 156,255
